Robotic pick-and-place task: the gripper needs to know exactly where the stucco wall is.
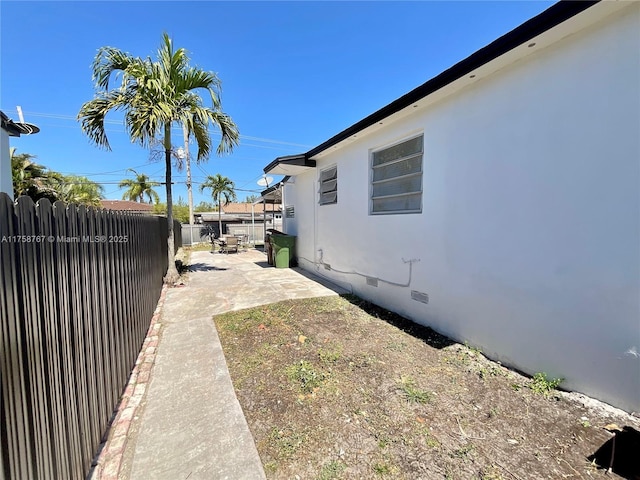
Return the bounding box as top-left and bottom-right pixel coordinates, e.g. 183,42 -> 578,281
288,4 -> 640,412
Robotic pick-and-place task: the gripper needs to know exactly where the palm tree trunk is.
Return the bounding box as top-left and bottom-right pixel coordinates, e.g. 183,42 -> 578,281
164,124 -> 179,284
183,124 -> 194,225
217,193 -> 222,238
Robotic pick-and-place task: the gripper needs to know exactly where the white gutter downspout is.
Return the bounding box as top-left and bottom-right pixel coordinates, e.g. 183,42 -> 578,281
252,197 -> 264,245
281,184 -> 286,233
314,165 -> 319,270
251,204 -> 255,245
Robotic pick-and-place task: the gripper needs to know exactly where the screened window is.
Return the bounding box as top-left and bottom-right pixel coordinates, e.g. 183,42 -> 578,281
370,135 -> 423,214
319,166 -> 337,205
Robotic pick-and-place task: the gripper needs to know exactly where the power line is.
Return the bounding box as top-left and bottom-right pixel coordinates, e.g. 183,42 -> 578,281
195,162 -> 211,180
57,162 -> 156,177
13,110 -> 313,149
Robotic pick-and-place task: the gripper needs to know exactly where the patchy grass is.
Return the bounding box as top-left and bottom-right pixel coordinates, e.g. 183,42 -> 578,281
317,460 -> 345,480
214,295 -> 638,479
529,372 -> 563,397
184,242 -> 213,252
285,360 -> 326,393
398,375 -> 432,404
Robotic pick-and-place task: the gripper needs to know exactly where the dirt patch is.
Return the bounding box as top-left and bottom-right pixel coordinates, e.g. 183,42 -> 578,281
214,295 -> 640,480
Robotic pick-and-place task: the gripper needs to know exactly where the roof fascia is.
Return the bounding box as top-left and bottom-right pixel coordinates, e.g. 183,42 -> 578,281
1,111 -> 22,137
263,154 -> 316,175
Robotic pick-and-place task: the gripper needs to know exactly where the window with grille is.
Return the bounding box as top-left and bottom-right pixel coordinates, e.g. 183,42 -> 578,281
370,135 -> 423,214
319,165 -> 337,205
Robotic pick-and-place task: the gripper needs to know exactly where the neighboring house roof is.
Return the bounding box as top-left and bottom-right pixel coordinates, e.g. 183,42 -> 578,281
265,0 -> 599,175
198,213 -> 275,223
198,213 -> 237,222
250,177 -> 289,205
221,203 -> 282,214
197,208 -> 281,223
101,200 -> 154,213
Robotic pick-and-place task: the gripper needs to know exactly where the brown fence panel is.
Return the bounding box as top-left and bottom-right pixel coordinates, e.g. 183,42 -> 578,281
52,199 -> 85,478
0,195 -> 33,479
0,194 -> 176,479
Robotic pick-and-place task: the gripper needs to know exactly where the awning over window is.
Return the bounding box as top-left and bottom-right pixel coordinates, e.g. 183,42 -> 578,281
253,179 -> 287,205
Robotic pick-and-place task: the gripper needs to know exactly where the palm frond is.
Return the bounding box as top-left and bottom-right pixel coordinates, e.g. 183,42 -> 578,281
178,69 -> 222,107
77,96 -> 112,149
207,110 -> 240,155
191,119 -> 212,162
92,46 -> 137,90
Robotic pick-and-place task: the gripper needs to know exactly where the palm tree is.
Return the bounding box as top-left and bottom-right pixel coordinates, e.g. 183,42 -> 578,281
58,175 -> 105,207
199,174 -> 237,238
11,150 -> 60,202
119,169 -> 160,204
78,33 -> 239,283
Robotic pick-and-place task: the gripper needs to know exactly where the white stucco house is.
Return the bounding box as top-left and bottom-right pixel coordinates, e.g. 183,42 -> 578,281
1,111 -> 40,197
264,1 -> 640,412
1,112 -> 21,197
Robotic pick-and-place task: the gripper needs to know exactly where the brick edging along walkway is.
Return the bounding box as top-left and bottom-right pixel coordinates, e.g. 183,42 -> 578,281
89,285 -> 168,480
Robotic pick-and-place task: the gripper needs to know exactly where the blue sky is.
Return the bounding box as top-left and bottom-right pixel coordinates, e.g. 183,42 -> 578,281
1,1 -> 554,204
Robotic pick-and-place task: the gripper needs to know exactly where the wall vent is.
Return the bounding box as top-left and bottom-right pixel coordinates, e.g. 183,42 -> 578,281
366,277 -> 378,287
285,205 -> 295,218
411,290 -> 429,304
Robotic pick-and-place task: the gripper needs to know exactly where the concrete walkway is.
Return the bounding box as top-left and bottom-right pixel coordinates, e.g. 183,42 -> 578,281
119,248 -> 347,479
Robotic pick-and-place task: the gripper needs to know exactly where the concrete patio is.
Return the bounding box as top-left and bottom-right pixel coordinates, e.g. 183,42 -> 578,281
101,248 -> 347,479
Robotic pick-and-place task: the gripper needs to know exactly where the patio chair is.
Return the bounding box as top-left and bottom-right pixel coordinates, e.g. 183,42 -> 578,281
236,234 -> 248,251
221,235 -> 239,254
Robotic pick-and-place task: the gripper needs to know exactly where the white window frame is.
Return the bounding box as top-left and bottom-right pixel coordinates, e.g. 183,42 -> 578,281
370,134 -> 423,215
318,165 -> 338,205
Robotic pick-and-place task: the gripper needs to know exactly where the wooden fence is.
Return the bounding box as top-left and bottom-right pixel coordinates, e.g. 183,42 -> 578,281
0,194 -> 180,479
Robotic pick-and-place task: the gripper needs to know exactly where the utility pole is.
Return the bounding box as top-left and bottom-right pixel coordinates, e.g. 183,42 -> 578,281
182,124 -> 195,225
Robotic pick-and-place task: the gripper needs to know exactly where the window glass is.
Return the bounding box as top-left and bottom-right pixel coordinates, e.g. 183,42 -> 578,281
371,135 -> 423,214
319,166 -> 338,205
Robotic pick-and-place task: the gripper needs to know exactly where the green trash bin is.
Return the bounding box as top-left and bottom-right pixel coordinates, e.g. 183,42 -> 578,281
271,234 -> 296,268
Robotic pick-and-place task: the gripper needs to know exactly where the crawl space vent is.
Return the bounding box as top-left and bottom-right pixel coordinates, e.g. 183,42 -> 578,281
411,290 -> 429,304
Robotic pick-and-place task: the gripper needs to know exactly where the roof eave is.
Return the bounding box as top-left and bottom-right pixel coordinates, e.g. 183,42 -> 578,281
1,111 -> 23,137
264,154 -> 316,176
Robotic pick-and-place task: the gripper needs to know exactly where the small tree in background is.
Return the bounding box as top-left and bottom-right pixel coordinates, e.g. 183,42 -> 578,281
119,169 -> 160,204
58,175 -> 105,207
199,173 -> 236,237
11,149 -> 104,206
153,198 -> 189,224
11,149 -> 60,202
194,200 -> 216,212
